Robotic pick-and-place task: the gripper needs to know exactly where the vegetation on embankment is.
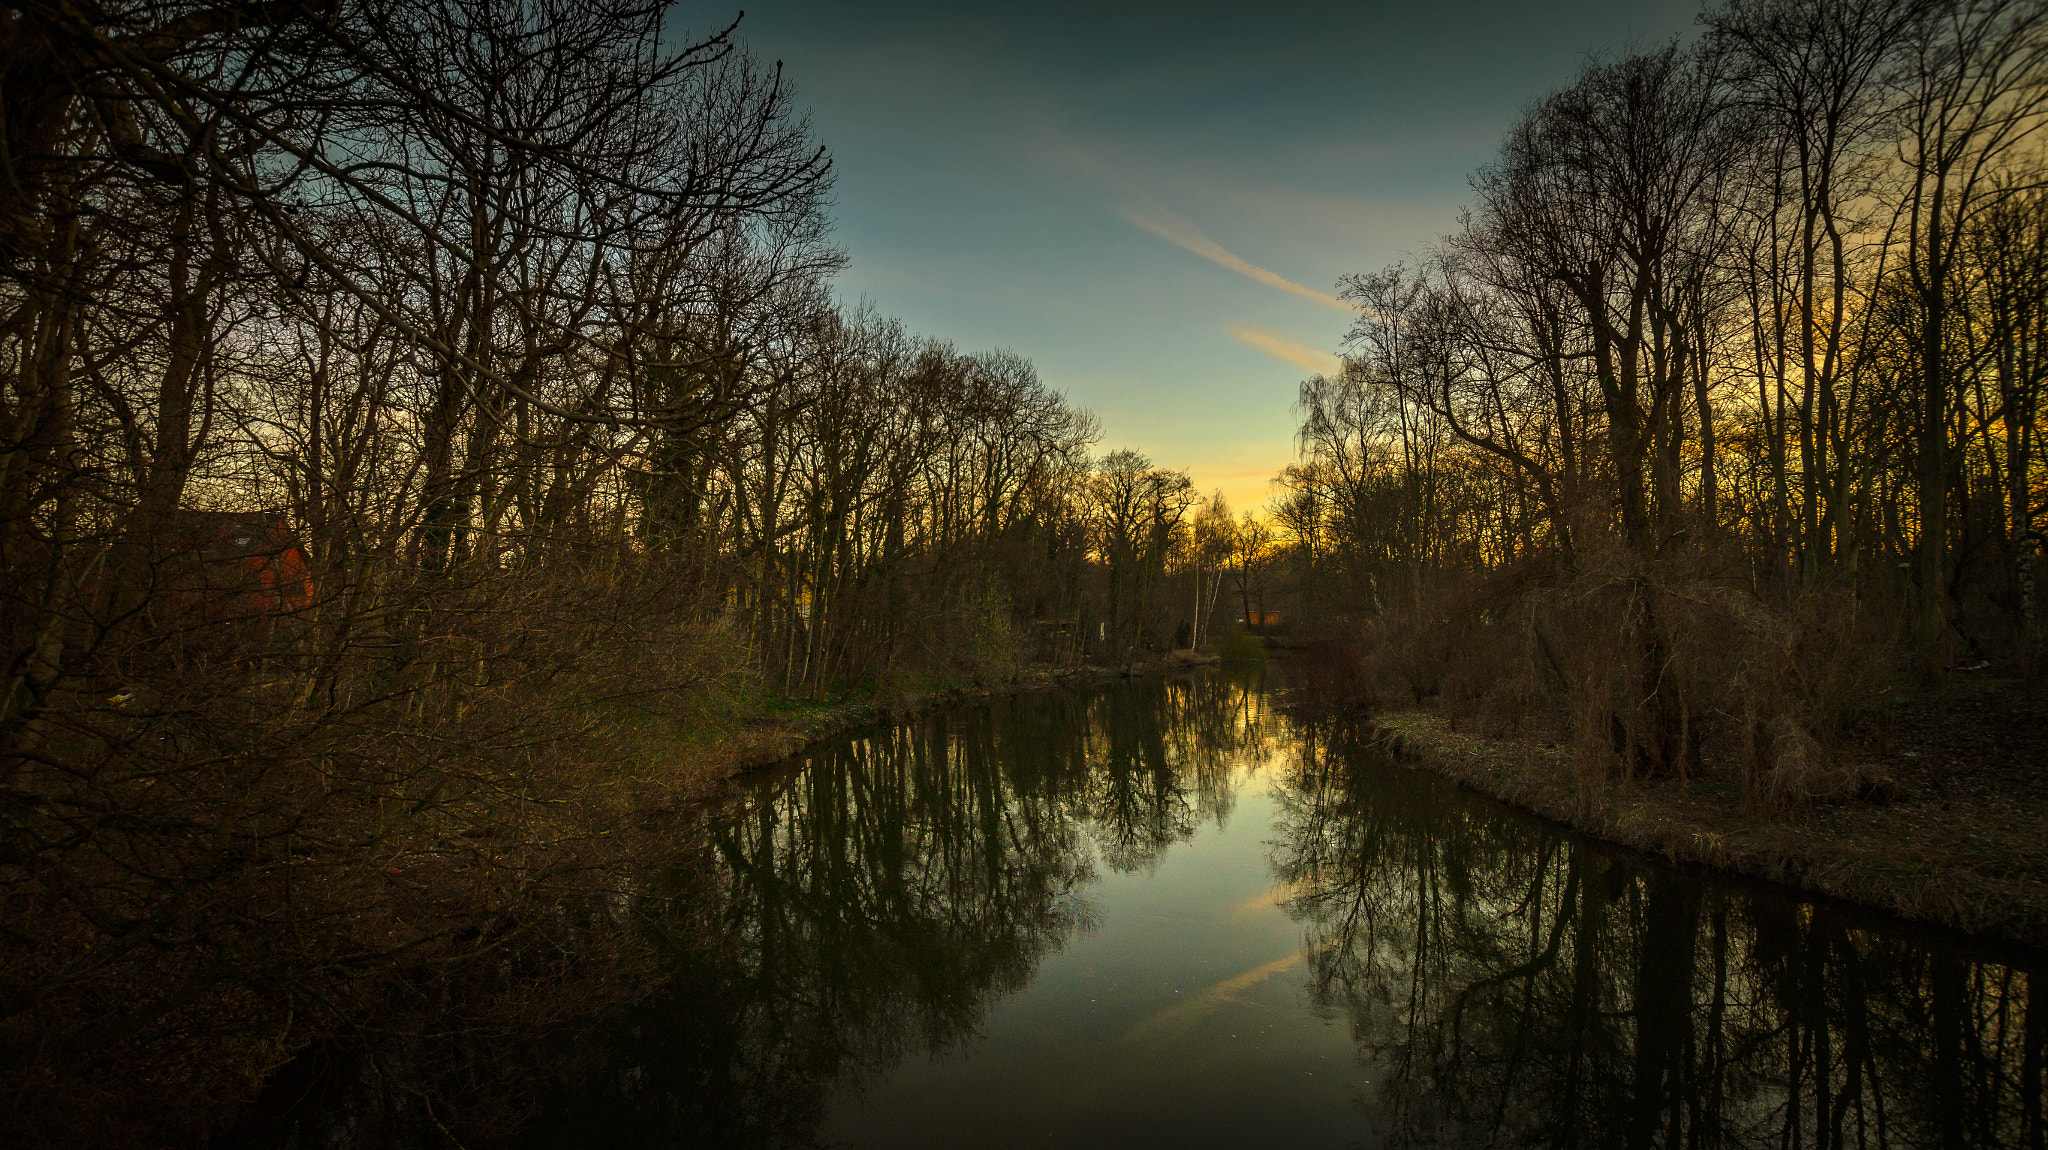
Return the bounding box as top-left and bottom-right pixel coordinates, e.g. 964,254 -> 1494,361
701,650 -> 1225,778
1327,677 -> 2048,950
1,0 -> 1259,1137
1246,0 -> 2048,950
1210,625 -> 1270,666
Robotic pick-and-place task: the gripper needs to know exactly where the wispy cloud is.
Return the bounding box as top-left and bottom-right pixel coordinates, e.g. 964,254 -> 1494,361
1228,324 -> 1342,377
1124,935 -> 1345,1044
1118,203 -> 1360,315
1123,951 -> 1305,1043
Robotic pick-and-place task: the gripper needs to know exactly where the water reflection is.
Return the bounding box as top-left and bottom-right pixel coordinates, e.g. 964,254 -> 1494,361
515,672 -> 1282,1147
1274,718 -> 2046,1150
244,673 -> 2041,1148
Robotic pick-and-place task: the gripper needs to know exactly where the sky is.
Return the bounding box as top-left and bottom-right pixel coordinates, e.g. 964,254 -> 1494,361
718,0 -> 1705,511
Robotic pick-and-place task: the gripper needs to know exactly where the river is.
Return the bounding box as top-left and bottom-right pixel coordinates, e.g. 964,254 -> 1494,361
249,669 -> 2046,1148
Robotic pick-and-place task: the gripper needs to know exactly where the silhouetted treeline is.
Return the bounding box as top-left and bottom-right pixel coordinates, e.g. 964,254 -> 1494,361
1274,0 -> 2047,801
0,1 -> 1231,1140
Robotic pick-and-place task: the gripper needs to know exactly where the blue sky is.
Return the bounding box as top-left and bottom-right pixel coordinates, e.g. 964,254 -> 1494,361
718,0 -> 1704,509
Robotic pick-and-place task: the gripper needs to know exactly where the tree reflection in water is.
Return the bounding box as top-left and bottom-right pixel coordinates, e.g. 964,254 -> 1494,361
512,671 -> 1279,1148
242,675 -> 2040,1149
1271,718 -> 2047,1150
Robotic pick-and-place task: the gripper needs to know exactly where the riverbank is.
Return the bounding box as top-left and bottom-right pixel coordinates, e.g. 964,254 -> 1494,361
680,650 -> 1226,782
1338,677 -> 2048,950
6,647 -> 1226,1148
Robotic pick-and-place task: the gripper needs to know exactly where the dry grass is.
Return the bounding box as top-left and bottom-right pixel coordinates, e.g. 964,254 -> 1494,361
1337,528 -> 1919,818
1367,682 -> 2048,948
1299,526 -> 2048,945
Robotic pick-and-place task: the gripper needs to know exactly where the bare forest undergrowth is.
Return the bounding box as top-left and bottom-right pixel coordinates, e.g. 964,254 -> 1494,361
0,0 -> 1262,1141
1258,0 -> 2048,953
1288,662 -> 2048,949
4,578 -> 1213,1150
713,649 -> 1224,776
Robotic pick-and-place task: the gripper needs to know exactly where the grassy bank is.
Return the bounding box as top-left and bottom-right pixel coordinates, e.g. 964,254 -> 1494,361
681,650 -> 1226,781
1346,677 -> 2048,949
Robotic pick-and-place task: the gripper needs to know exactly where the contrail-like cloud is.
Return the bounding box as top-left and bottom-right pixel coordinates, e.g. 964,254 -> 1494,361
1123,935 -> 1346,1044
1118,203 -> 1360,315
1123,951 -> 1305,1043
1229,324 -> 1342,377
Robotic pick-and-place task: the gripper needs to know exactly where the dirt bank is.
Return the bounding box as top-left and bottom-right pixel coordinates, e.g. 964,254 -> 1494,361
1343,676 -> 2048,950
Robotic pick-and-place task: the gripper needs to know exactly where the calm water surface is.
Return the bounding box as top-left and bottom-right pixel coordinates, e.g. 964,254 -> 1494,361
495,668 -> 2046,1149
241,670 -> 2042,1147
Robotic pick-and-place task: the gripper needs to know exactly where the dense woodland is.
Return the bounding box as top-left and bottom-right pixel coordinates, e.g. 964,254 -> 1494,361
0,0 -> 1237,1139
1273,0 -> 2048,804
4,0 -> 2045,1141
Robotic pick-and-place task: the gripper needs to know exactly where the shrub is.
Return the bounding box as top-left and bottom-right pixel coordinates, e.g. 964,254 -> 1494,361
1213,626 -> 1268,664
1339,527 -> 1899,815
